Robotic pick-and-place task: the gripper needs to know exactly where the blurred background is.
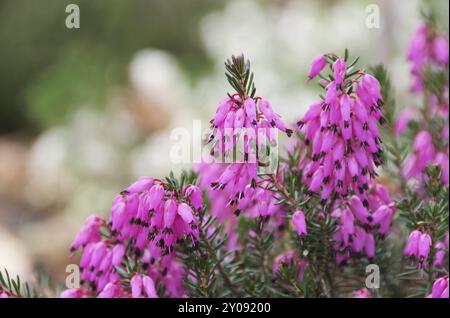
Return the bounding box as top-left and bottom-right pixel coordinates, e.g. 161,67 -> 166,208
0,0 -> 448,293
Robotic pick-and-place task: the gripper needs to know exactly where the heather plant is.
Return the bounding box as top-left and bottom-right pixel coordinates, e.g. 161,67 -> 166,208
1,20 -> 448,300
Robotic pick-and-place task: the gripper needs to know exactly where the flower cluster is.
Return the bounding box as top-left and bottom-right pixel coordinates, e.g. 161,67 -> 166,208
399,22 -> 449,187
403,229 -> 432,269
109,177 -> 200,256
60,176 -> 201,298
50,43 -> 446,300
197,162 -> 284,220
331,183 -> 395,262
288,52 -> 393,265
207,97 -> 290,207
402,130 -> 449,186
408,23 -> 449,94
205,55 -> 291,209
130,274 -> 158,298
298,53 -> 384,202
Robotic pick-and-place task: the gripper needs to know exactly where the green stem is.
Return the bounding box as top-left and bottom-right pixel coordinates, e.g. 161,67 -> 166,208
269,173 -> 300,209
198,222 -> 243,297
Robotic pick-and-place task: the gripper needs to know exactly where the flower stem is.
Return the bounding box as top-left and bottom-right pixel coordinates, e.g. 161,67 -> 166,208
198,221 -> 243,297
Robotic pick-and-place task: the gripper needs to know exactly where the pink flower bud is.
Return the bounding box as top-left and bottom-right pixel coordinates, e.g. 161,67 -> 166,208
395,109 -> 415,136
332,58 -> 346,85
177,203 -> 196,225
70,215 -> 104,252
60,288 -> 84,298
149,184 -> 165,210
111,244 -> 125,266
432,36 -> 449,65
364,233 -> 375,259
413,131 -> 433,152
430,276 -> 449,298
244,98 -> 257,125
308,53 -> 327,79
125,177 -> 154,193
404,230 -> 421,257
97,282 -> 120,298
164,199 -> 178,229
142,275 -> 158,298
258,99 -> 275,122
292,210 -> 307,237
352,288 -> 371,298
434,242 -> 446,268
418,233 -> 432,266
350,196 -> 371,224
131,274 -> 143,298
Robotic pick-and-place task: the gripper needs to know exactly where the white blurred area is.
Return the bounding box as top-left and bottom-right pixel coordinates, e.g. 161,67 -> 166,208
0,0 -> 429,283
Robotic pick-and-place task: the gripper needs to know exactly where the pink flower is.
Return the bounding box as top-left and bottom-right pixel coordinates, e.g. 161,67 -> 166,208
97,282 -> 122,298
183,185 -> 203,212
142,275 -> 158,298
352,288 -> 371,298
404,230 -> 433,270
340,209 -> 355,245
404,230 -> 421,257
292,210 -> 307,237
351,226 -> 367,254
434,152 -> 449,185
60,288 -> 84,298
408,24 -> 429,73
407,22 -> 448,98
429,276 -> 449,298
125,176 -> 155,194
418,233 -> 432,267
308,53 -> 328,79
111,244 -> 125,266
434,242 -> 446,268
403,129 -> 449,185
70,215 -> 104,252
177,203 -> 197,228
332,58 -> 346,85
432,36 -> 449,65
402,130 -> 438,183
130,274 -> 143,298
350,196 -> 371,225
130,274 -> 158,298
364,233 -> 375,259
395,108 -> 416,136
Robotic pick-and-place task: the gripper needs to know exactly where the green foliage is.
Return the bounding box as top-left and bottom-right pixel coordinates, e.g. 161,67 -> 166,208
240,217 -> 274,297
0,268 -> 38,298
225,54 -> 256,99
0,0 -> 225,132
164,170 -> 198,195
420,0 -> 449,33
370,65 -> 395,127
179,214 -> 243,297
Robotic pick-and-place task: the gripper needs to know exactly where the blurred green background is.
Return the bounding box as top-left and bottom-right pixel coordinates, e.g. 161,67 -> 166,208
0,0 -> 224,133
